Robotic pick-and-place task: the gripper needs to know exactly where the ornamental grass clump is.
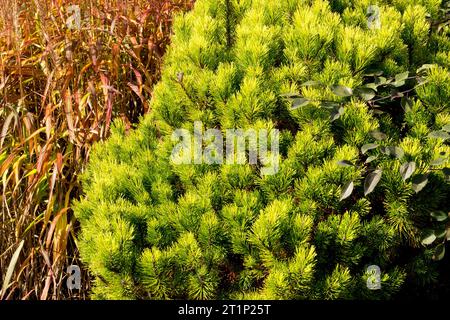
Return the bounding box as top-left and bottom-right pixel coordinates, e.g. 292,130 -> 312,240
0,0 -> 194,300
75,0 -> 450,299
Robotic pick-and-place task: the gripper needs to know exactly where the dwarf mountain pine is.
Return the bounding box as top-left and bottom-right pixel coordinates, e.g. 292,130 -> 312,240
75,0 -> 450,299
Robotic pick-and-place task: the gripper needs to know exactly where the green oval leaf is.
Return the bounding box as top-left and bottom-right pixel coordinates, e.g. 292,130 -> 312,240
356,88 -> 376,101
376,76 -> 387,85
364,169 -> 383,196
400,161 -> 416,181
435,228 -> 447,239
364,83 -> 378,91
391,146 -> 405,159
412,174 -> 429,193
370,130 -> 388,141
430,158 -> 446,166
382,146 -> 405,159
433,244 -> 445,261
431,211 -> 449,222
291,98 -> 311,110
421,230 -> 436,245
361,143 -> 379,154
330,106 -> 345,122
339,180 -> 354,201
395,71 -> 409,82
391,81 -> 405,88
416,64 -> 434,75
331,85 -> 353,97
365,155 -> 378,164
